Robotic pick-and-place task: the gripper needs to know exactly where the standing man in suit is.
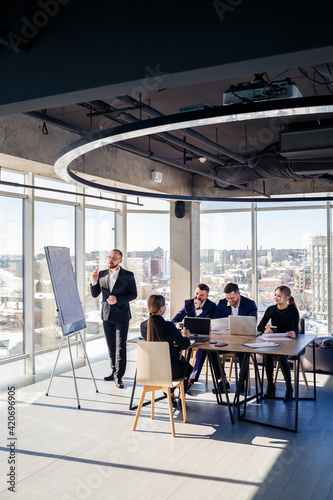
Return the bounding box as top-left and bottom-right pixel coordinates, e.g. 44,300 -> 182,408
172,283 -> 216,390
212,282 -> 257,393
91,249 -> 137,388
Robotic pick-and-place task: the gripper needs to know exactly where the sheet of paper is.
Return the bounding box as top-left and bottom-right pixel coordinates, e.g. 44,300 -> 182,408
261,332 -> 289,338
210,317 -> 229,333
243,342 -> 279,348
261,334 -> 292,341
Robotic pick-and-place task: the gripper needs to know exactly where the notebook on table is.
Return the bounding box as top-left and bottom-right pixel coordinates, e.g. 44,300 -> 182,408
184,317 -> 211,342
228,315 -> 259,336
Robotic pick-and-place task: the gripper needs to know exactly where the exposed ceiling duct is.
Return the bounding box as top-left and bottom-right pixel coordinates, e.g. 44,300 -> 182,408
116,95 -> 333,189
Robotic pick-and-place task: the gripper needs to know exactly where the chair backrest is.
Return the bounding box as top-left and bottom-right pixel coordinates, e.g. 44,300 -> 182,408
300,318 -> 305,334
136,341 -> 172,387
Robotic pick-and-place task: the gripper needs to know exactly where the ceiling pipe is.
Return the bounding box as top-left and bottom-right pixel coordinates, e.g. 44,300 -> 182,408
26,108 -> 269,196
25,109 -> 238,189
25,111 -> 91,136
114,141 -> 258,190
84,100 -> 268,196
117,95 -> 252,166
87,100 -> 229,166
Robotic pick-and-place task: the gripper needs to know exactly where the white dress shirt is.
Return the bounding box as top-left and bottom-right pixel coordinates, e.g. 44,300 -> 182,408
109,267 -> 120,293
228,296 -> 241,316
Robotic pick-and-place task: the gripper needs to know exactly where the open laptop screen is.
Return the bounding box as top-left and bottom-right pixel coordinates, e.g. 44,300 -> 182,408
228,315 -> 258,336
184,317 -> 211,341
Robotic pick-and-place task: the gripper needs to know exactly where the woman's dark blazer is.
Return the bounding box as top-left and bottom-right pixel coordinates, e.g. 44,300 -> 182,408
140,315 -> 190,379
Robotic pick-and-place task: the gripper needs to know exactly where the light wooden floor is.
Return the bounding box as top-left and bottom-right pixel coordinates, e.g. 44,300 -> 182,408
1,336 -> 333,500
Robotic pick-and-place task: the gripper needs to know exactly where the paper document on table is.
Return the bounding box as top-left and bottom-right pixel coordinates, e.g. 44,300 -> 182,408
243,342 -> 279,348
261,333 -> 292,341
210,317 -> 229,333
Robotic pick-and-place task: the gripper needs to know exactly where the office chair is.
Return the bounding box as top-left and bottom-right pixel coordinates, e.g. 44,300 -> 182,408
132,342 -> 187,437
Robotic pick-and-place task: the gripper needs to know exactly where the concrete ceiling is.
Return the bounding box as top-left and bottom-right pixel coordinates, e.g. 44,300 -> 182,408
1,0 -> 333,199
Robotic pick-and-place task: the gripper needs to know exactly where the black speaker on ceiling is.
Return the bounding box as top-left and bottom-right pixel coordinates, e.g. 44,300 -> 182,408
175,201 -> 186,218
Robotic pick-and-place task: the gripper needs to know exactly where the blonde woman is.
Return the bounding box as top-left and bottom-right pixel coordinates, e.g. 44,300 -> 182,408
258,285 -> 299,403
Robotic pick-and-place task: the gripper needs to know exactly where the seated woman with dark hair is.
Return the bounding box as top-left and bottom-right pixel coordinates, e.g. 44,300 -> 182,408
258,285 -> 299,403
140,294 -> 192,406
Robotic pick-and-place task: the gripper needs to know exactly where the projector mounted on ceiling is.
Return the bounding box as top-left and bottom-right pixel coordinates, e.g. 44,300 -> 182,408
223,74 -> 302,105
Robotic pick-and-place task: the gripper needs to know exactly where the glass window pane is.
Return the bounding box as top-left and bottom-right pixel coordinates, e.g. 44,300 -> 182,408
0,196 -> 23,359
201,201 -> 251,211
200,211 -> 252,303
257,200 -> 327,209
127,213 -> 170,324
128,196 -> 169,211
257,208 -> 327,335
0,169 -> 25,195
35,176 -> 76,202
85,187 -> 117,209
34,201 -> 75,350
85,209 -> 115,337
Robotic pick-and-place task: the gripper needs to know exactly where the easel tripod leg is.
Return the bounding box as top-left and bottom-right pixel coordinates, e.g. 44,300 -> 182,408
78,331 -> 99,393
67,336 -> 81,409
46,337 -> 65,396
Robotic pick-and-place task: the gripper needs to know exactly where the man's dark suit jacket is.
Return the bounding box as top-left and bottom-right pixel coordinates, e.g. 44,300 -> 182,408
172,298 -> 216,323
213,295 -> 257,319
90,267 -> 137,324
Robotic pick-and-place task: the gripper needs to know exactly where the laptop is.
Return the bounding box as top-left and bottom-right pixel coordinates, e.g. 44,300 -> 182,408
184,317 -> 211,342
228,315 -> 259,336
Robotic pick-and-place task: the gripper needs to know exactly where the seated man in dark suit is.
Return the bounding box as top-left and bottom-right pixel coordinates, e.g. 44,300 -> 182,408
212,282 -> 257,393
172,283 -> 216,390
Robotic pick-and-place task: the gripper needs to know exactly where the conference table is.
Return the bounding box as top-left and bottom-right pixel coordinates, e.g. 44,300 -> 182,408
129,332 -> 316,432
186,332 -> 316,432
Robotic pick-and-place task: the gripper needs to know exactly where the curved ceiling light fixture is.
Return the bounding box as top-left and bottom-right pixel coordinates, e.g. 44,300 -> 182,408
54,96 -> 333,202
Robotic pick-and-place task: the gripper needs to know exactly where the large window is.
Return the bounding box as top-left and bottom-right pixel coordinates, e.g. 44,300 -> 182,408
257,207 -> 327,335
0,196 -> 23,359
200,206 -> 252,303
2,165 -> 333,372
85,208 -> 115,337
127,199 -> 170,324
34,201 -> 75,350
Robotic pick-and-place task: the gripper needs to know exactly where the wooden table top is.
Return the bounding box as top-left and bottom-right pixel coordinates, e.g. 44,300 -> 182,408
128,333 -> 316,357
192,333 -> 316,357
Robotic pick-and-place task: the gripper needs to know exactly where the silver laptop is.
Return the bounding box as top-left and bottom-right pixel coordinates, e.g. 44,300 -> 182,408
184,317 -> 211,342
229,315 -> 258,336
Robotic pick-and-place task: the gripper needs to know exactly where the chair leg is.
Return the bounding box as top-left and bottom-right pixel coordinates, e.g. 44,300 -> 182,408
179,380 -> 187,423
228,356 -> 234,381
250,354 -> 261,387
205,356 -> 208,384
300,359 -> 309,390
292,360 -> 296,389
273,361 -> 280,385
151,390 -> 155,419
132,387 -> 147,431
166,388 -> 176,437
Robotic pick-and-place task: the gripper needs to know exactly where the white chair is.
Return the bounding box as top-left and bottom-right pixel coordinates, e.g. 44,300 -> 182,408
132,341 -> 187,437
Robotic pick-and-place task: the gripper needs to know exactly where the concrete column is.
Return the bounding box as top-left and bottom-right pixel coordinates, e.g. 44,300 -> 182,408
170,201 -> 200,319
